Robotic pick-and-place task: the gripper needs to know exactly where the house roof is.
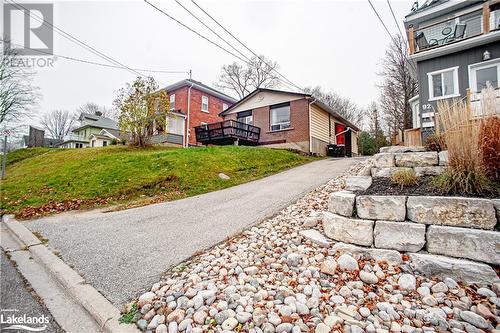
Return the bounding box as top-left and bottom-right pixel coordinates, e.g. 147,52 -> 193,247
44,137 -> 64,147
73,113 -> 119,132
405,0 -> 481,23
219,88 -> 311,116
220,87 -> 360,132
407,0 -> 448,16
162,79 -> 238,104
22,135 -> 64,147
311,100 -> 360,132
102,128 -> 120,138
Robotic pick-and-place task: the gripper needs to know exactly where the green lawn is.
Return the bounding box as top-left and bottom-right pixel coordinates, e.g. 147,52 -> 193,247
0,146 -> 317,218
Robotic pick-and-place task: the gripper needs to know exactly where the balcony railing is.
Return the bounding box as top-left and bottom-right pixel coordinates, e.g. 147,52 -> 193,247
469,86 -> 500,117
194,120 -> 260,144
408,4 -> 500,54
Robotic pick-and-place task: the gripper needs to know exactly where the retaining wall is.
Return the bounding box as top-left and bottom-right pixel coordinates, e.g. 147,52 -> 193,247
327,193 -> 500,265
371,148 -> 448,177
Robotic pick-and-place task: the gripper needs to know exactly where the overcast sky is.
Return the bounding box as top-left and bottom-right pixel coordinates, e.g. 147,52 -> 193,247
4,0 -> 415,125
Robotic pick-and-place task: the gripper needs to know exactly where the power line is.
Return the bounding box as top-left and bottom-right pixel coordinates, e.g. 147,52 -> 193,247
7,0 -> 145,78
387,0 -> 406,43
367,0 -> 417,72
173,0 -> 252,63
368,0 -> 396,41
1,40 -> 189,74
144,0 -> 297,92
190,0 -> 302,91
143,0 -> 249,64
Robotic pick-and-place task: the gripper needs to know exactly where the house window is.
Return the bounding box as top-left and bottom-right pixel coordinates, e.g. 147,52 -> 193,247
469,58 -> 499,92
222,103 -> 228,111
201,96 -> 209,112
427,66 -> 459,100
167,114 -> 185,136
103,141 -> 108,147
270,103 -> 291,131
236,110 -> 253,125
170,94 -> 175,110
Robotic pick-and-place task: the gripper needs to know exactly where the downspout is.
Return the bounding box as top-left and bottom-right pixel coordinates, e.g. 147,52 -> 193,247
186,80 -> 194,148
308,98 -> 316,154
335,127 -> 352,140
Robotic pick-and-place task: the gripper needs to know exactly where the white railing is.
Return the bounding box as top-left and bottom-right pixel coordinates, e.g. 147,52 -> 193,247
470,87 -> 500,117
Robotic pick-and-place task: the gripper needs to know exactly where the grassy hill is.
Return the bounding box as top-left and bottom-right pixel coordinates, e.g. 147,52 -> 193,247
0,146 -> 317,218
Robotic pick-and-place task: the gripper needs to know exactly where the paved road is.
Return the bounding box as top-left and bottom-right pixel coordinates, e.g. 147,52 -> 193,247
26,157 -> 364,305
0,250 -> 63,333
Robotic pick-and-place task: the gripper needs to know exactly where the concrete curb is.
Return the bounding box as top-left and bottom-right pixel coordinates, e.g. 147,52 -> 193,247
2,215 -> 140,333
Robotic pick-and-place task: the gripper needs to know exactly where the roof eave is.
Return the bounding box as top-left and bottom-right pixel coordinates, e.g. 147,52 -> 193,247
219,88 -> 311,116
312,100 -> 360,132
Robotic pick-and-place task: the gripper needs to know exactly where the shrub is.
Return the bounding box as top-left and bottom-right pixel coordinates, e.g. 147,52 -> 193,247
358,131 -> 388,156
424,134 -> 446,152
391,168 -> 418,188
111,138 -> 118,145
358,132 -> 376,156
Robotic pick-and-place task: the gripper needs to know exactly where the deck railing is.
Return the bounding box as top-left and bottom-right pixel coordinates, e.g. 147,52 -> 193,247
408,3 -> 500,55
194,120 -> 261,143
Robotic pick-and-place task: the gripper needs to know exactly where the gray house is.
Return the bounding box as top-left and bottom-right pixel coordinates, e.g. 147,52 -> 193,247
405,0 -> 500,140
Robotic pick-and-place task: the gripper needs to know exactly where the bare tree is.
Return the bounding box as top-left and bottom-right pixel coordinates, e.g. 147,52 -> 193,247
0,42 -> 38,128
378,35 -> 418,137
40,110 -> 77,140
303,86 -> 364,127
216,55 -> 280,99
77,102 -> 101,115
77,102 -> 118,120
366,101 -> 381,136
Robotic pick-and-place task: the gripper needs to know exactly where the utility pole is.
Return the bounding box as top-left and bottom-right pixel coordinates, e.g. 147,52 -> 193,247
1,135 -> 7,180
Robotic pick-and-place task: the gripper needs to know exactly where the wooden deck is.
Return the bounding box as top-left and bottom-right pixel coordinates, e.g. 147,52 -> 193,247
194,120 -> 261,145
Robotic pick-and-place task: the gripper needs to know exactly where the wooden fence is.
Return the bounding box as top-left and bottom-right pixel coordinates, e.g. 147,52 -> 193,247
403,128 -> 422,146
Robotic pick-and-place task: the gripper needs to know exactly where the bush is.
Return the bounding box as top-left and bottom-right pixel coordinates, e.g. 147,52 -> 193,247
432,169 -> 496,196
391,168 -> 418,188
358,131 -> 388,156
111,138 -> 118,145
424,134 -> 446,152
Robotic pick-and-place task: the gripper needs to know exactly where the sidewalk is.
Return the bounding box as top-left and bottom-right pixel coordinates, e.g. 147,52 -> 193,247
0,250 -> 63,333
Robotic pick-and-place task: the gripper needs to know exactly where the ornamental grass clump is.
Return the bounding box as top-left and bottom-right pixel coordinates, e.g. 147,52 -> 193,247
433,87 -> 498,195
479,116 -> 500,181
391,168 -> 418,189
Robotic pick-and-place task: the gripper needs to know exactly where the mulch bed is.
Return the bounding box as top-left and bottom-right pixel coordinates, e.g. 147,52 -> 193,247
357,176 -> 499,199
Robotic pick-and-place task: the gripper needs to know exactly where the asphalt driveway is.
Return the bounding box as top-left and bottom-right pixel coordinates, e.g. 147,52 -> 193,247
25,157 -> 364,305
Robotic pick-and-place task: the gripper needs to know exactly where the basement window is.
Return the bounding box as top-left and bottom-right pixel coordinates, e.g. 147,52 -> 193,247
270,103 -> 291,131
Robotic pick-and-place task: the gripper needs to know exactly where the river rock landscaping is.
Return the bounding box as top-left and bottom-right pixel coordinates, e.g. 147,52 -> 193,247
128,158 -> 500,333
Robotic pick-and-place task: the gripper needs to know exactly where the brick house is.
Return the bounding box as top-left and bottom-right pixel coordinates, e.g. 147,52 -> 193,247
154,79 -> 238,147
195,88 -> 360,156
